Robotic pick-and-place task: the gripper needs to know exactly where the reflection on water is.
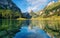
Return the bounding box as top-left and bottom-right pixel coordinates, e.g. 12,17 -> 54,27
0,19 -> 23,38
0,19 -> 60,38
14,26 -> 50,38
20,20 -> 30,27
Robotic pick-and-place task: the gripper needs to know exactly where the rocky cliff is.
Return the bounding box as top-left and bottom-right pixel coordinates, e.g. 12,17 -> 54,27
0,0 -> 22,19
0,0 -> 21,12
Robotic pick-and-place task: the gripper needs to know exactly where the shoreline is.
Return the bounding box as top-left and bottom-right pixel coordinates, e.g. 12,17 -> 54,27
17,17 -> 60,20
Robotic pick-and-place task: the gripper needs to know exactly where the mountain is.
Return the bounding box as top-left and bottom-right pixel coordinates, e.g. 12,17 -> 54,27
22,12 -> 32,19
44,1 -> 60,16
0,0 -> 23,19
36,1 -> 60,17
47,1 -> 55,6
29,10 -> 38,18
0,0 -> 21,12
45,2 -> 60,11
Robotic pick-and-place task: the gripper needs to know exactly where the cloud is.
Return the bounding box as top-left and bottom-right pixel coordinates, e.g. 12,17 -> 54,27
27,6 -> 38,12
27,0 -> 47,5
26,0 -> 48,12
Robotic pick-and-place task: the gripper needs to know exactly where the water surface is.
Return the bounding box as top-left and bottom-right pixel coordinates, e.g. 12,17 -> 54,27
0,19 -> 60,38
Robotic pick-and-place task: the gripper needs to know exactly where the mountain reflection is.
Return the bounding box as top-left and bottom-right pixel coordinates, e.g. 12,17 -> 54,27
14,20 -> 50,38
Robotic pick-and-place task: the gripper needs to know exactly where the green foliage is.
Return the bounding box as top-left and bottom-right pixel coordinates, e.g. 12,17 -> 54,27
43,2 -> 60,17
0,19 -> 23,38
45,2 -> 60,11
32,2 -> 60,18
0,9 -> 22,19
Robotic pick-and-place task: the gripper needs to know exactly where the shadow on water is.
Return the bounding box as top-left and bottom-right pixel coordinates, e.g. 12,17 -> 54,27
14,20 -> 50,38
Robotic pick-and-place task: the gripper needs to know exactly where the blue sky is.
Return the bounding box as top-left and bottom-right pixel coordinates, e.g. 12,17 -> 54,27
12,0 -> 58,12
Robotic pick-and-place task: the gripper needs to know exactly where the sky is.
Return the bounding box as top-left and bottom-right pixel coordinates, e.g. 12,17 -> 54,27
12,0 -> 58,12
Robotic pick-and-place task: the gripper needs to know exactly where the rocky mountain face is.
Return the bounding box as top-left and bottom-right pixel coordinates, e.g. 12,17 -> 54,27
22,12 -> 32,19
47,1 -> 55,6
29,10 -> 38,18
0,0 -> 21,12
44,1 -> 60,16
36,1 -> 60,17
0,0 -> 23,19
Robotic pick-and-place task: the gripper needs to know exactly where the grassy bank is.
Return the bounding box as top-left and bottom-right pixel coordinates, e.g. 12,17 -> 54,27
17,18 -> 27,20
17,16 -> 60,20
31,17 -> 60,20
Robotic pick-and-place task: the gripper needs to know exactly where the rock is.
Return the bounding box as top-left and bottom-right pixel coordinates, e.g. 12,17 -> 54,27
0,0 -> 21,12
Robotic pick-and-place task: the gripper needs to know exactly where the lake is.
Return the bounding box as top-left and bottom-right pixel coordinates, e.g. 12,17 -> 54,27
0,19 -> 60,38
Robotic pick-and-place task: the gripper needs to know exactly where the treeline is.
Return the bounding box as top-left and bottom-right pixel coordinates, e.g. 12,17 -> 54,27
0,9 -> 22,19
